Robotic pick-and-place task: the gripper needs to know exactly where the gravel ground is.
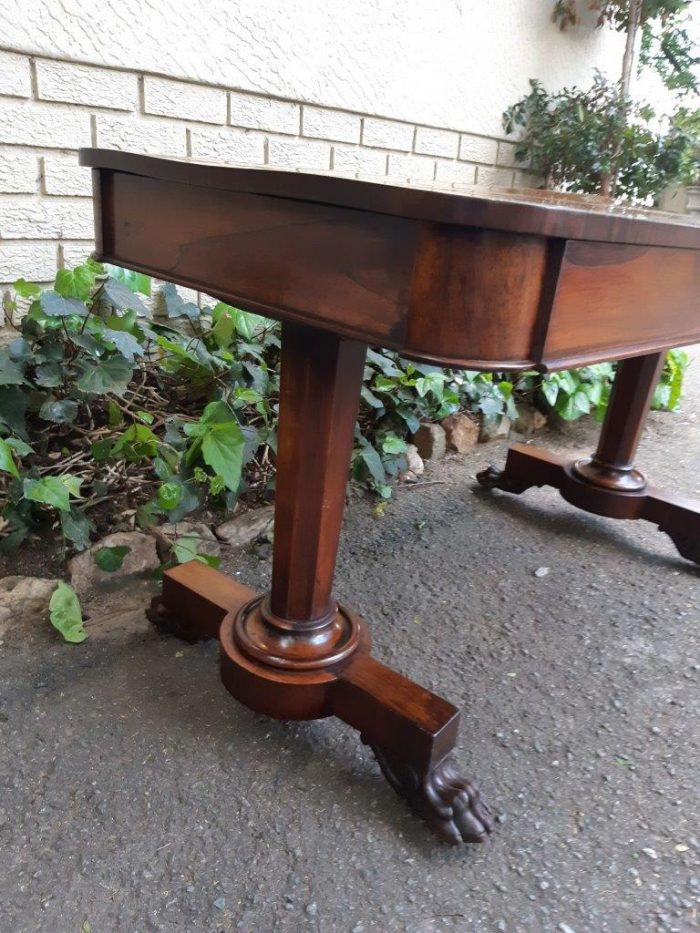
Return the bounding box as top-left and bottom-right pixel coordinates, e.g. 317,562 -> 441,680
1,355 -> 699,933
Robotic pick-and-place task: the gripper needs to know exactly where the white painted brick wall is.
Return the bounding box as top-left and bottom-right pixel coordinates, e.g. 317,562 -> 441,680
414,126 -> 459,159
0,196 -> 94,239
1,241 -> 58,281
42,154 -> 93,196
0,99 -> 91,148
36,60 -> 138,111
268,137 -> 331,171
229,92 -> 299,135
189,127 -> 265,164
362,117 -> 414,151
331,145 -> 386,177
60,241 -> 97,269
94,115 -> 187,155
302,106 -> 360,144
386,151 -> 436,183
144,76 -> 227,124
0,50 -> 533,292
459,134 -> 499,164
476,165 -> 516,187
434,159 -> 478,186
0,50 -> 31,98
0,148 -> 39,193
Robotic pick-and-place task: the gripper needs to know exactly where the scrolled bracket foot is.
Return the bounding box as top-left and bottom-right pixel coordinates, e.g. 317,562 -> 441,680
476,465 -> 524,494
364,737 -> 494,845
146,596 -> 212,644
659,527 -> 700,566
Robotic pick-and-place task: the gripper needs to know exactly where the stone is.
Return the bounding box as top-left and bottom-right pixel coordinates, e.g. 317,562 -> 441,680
215,505 -> 275,548
479,415 -> 511,443
512,404 -> 547,435
442,413 -> 479,453
411,423 -> 446,461
159,522 -> 221,557
0,576 -> 58,638
68,531 -> 160,595
399,444 -> 424,482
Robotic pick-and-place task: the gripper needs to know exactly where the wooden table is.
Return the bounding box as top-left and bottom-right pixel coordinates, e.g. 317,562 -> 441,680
79,149 -> 700,845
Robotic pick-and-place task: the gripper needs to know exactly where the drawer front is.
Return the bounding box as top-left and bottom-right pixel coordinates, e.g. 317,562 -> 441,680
542,240 -> 700,369
98,170 -> 420,347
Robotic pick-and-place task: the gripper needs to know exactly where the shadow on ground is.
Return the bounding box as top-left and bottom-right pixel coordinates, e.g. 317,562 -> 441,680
1,355 -> 699,932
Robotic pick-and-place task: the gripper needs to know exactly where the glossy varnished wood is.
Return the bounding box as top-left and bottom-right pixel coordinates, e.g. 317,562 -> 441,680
543,243 -> 700,368
81,150 -> 700,371
81,149 -> 700,248
83,147 -> 700,846
478,352 -> 700,564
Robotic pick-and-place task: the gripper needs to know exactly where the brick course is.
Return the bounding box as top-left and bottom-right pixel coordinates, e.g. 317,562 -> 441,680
0,51 -> 531,294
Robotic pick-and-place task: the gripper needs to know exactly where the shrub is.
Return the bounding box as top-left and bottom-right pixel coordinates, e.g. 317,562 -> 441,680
0,262 -> 688,552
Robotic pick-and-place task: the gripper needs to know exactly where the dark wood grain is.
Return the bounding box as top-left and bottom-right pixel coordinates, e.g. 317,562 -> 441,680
79,149 -> 700,249
82,147 -> 700,846
542,242 -> 700,368
83,150 -> 700,371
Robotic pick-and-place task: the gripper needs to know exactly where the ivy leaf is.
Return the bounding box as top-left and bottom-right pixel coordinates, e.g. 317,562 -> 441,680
381,434 -> 408,454
211,311 -> 235,349
8,338 -> 32,362
136,500 -> 161,529
104,264 -> 152,297
13,278 -> 42,298
69,332 -> 103,356
0,437 -> 20,479
201,420 -> 245,492
76,357 -> 133,395
48,581 -> 87,643
39,398 -> 79,424
90,439 -> 113,461
158,482 -> 183,510
0,349 -> 25,386
24,475 -> 82,512
35,362 -> 63,387
234,308 -> 268,340
6,437 -> 33,456
102,278 -> 148,316
40,291 -> 87,317
360,444 -> 386,487
196,553 -> 221,569
0,386 -> 29,437
161,283 -> 199,319
102,328 -> 143,362
172,534 -> 202,563
94,545 -> 130,572
55,265 -> 96,302
60,509 -> 92,551
112,423 -> 158,461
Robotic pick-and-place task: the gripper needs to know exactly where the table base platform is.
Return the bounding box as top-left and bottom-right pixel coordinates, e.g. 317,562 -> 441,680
147,560 -> 494,846
477,443 -> 700,565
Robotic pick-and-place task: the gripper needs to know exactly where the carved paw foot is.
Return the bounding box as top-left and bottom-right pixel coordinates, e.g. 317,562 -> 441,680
476,465 -> 511,492
146,596 -> 209,643
365,739 -> 494,845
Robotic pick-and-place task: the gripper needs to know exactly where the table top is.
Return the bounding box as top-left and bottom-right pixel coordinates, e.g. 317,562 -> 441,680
79,149 -> 700,251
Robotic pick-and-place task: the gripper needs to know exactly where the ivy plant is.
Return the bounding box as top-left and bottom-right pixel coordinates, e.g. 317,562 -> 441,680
0,262 -> 689,552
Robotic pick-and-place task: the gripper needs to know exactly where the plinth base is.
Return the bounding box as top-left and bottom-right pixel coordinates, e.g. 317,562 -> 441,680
149,560 -> 494,845
477,443 -> 700,564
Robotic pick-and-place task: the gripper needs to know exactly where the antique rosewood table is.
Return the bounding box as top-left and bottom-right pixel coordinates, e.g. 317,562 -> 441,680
80,149 -> 700,845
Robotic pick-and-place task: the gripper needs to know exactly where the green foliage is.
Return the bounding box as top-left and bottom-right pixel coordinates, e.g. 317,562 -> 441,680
49,581 -> 87,643
94,545 -> 130,572
503,73 -> 698,201
0,262 -> 689,554
552,1 -> 698,96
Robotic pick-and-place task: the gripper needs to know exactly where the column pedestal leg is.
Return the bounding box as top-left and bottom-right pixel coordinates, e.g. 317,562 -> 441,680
149,323 -> 493,845
477,353 -> 700,564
